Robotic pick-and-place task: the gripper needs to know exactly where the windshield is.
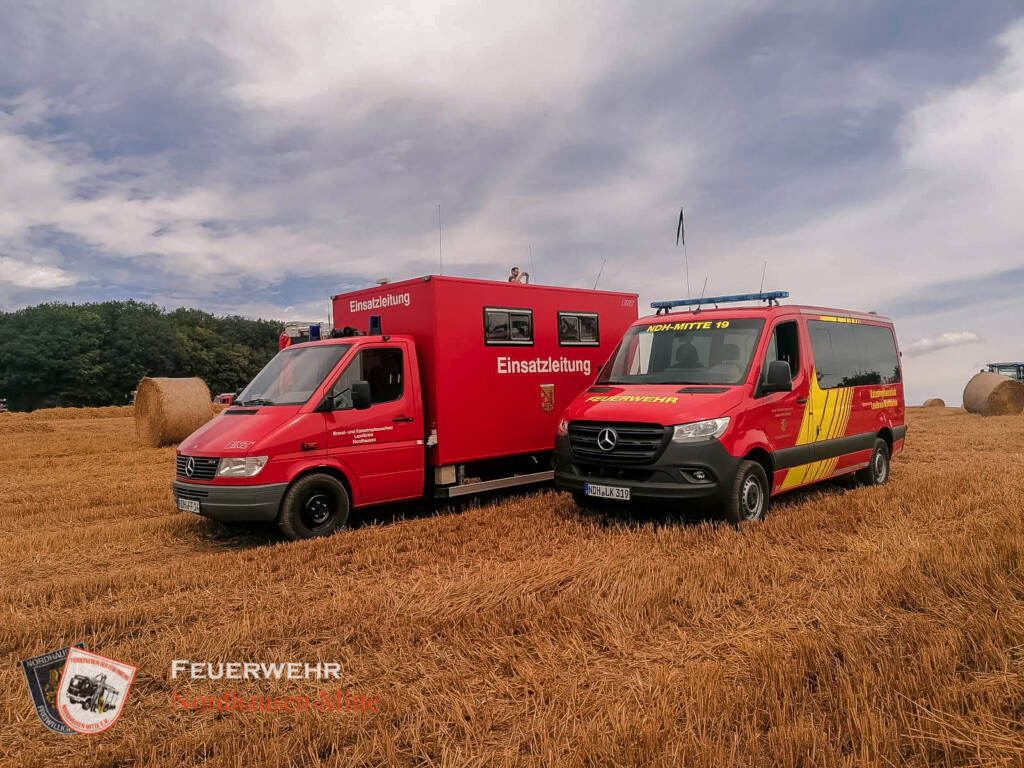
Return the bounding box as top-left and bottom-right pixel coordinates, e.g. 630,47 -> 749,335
598,318 -> 765,386
236,344 -> 350,406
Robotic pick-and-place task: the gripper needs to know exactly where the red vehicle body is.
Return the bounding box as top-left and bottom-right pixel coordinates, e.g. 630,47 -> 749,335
554,299 -> 906,522
172,276 -> 638,538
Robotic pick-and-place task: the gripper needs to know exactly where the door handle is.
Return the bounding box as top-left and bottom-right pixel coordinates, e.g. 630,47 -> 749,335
796,398 -> 808,404
393,416 -> 414,423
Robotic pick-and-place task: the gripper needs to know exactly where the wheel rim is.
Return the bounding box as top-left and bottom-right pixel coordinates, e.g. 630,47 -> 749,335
301,490 -> 335,530
874,450 -> 888,482
740,475 -> 764,520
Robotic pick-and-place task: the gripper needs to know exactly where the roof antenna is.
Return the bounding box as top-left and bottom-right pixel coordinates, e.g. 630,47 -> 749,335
676,206 -> 690,298
759,260 -> 767,295
530,244 -> 536,283
593,258 -> 606,290
437,204 -> 443,276
694,276 -> 709,313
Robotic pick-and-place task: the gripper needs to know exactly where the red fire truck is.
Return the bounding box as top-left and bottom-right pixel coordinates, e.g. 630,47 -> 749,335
172,276 -> 637,538
554,292 -> 906,523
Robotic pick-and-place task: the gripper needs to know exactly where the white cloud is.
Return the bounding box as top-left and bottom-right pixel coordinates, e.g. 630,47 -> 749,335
904,331 -> 982,357
0,256 -> 77,290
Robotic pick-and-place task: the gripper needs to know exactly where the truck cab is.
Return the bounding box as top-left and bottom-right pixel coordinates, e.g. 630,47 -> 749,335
173,336 -> 425,539
554,292 -> 906,523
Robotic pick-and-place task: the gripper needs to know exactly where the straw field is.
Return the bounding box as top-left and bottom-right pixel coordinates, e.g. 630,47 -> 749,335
1,406 -> 1023,767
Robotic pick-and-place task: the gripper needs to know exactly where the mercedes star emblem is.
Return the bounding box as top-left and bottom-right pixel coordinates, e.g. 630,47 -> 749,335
185,456 -> 195,477
596,428 -> 618,451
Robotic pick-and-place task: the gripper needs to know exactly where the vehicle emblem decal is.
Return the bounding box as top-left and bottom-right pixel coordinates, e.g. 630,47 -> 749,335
21,644 -> 85,734
185,457 -> 195,477
55,647 -> 137,734
597,428 -> 618,451
539,383 -> 555,413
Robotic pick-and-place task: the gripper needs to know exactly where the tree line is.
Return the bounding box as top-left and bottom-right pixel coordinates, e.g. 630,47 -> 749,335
0,301 -> 283,411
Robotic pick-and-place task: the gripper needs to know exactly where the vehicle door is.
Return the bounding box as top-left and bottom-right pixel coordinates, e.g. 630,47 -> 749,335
323,342 -> 424,504
748,318 -> 811,489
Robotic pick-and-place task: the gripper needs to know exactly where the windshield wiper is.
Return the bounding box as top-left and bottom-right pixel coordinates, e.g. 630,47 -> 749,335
240,397 -> 276,406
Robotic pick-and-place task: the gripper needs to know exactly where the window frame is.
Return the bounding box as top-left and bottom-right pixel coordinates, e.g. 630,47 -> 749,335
557,311 -> 600,347
328,345 -> 405,410
483,306 -> 534,346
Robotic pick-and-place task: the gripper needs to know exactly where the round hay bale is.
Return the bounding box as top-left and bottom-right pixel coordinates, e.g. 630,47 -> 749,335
134,377 -> 214,447
922,398 -> 946,408
962,372 -> 1024,416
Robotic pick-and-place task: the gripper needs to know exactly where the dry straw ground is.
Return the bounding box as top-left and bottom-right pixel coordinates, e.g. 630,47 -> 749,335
1,406 -> 1023,767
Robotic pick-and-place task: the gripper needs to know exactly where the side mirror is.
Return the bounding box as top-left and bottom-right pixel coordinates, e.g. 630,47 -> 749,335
352,380 -> 372,410
762,360 -> 793,393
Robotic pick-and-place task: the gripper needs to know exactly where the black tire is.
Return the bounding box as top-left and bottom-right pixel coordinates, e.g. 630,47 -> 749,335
723,460 -> 769,524
856,438 -> 890,486
278,473 -> 350,540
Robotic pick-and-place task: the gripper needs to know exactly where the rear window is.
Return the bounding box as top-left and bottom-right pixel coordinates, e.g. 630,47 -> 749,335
807,320 -> 900,388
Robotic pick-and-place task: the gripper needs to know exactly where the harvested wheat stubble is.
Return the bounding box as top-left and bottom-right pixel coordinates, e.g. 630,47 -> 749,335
922,398 -> 945,408
962,371 -> 1024,416
0,417 -> 54,434
134,377 -> 214,447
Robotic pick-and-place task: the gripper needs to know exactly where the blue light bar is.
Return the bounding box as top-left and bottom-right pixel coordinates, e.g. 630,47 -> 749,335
651,291 -> 789,312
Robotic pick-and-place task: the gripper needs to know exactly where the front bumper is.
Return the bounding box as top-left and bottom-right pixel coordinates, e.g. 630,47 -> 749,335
553,433 -> 742,502
172,479 -> 288,522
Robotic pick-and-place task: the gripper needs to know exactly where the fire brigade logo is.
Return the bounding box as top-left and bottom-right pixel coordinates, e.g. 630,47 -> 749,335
539,383 -> 555,413
21,644 -> 85,734
54,647 -> 137,734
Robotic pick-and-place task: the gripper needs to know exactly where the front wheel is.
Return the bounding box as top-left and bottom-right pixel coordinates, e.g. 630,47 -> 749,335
856,439 -> 890,486
724,460 -> 769,524
278,473 -> 350,540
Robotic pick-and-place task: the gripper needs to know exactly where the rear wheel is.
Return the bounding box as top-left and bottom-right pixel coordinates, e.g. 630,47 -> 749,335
278,473 -> 350,540
724,460 -> 769,524
856,439 -> 890,486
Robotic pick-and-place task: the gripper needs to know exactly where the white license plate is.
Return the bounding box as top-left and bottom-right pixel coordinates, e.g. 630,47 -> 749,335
176,497 -> 201,514
584,483 -> 630,501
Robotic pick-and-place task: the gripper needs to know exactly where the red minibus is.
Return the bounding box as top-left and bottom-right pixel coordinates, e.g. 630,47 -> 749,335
554,292 -> 906,523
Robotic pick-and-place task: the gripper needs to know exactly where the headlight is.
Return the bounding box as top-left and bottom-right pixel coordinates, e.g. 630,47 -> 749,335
556,419 -> 569,436
217,456 -> 269,477
671,417 -> 730,443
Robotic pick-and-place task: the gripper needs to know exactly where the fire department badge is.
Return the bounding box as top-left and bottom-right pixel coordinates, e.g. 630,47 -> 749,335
540,383 -> 555,413
55,647 -> 137,734
21,644 -> 85,734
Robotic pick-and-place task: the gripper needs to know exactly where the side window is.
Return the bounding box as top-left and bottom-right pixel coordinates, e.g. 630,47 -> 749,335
330,347 -> 404,409
808,320 -> 900,388
558,312 -> 599,346
484,307 -> 533,345
760,321 -> 800,388
361,347 -> 404,404
808,321 -> 839,388
855,324 -> 901,385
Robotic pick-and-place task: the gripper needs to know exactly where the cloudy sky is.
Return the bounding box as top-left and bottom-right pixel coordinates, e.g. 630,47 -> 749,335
1,1 -> 1022,404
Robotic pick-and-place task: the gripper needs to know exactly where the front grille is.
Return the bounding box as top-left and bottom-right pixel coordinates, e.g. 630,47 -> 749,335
568,422 -> 668,464
174,486 -> 210,500
176,455 -> 220,481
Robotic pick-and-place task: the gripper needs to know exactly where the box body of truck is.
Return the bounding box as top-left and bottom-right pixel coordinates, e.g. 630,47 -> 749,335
331,276 -> 638,471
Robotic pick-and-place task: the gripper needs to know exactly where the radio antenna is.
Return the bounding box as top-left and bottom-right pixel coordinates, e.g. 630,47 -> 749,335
694,276 -> 709,312
593,258 -> 606,290
759,260 -> 767,294
437,204 -> 443,276
530,244 -> 536,283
